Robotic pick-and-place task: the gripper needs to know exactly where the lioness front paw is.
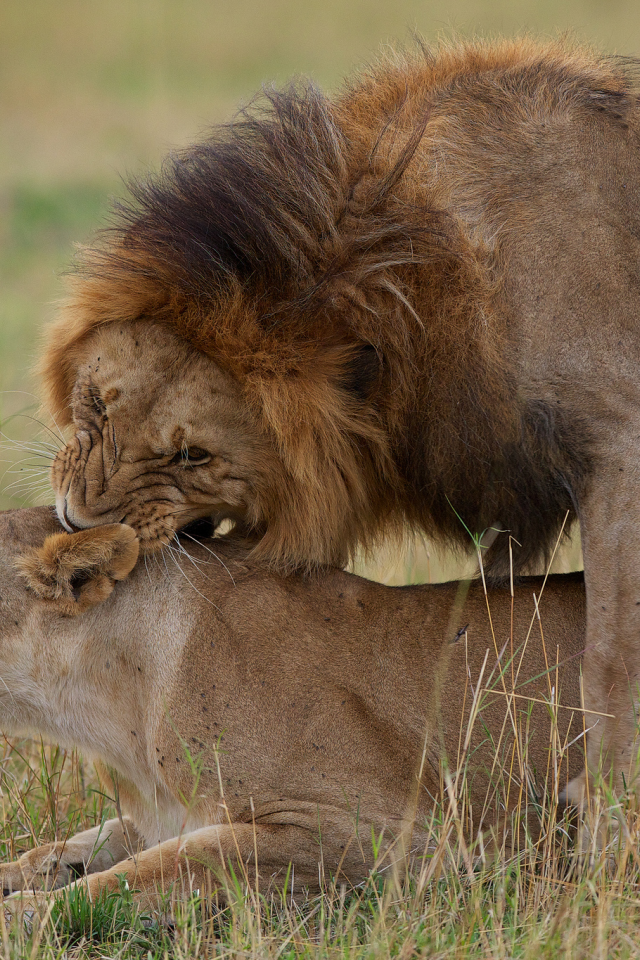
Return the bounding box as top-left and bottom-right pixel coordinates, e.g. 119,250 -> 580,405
3,890 -> 50,931
0,846 -> 80,895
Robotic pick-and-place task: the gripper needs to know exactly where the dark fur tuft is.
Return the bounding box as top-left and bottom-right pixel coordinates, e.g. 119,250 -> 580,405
117,85 -> 351,297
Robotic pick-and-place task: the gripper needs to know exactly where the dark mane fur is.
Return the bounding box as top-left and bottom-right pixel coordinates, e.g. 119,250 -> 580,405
120,85 -> 352,295
42,37 -> 636,575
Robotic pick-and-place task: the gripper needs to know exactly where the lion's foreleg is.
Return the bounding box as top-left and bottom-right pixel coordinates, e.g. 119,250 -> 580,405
568,457 -> 640,803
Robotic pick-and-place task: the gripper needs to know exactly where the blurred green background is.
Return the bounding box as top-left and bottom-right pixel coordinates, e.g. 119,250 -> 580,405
3,0 -> 626,581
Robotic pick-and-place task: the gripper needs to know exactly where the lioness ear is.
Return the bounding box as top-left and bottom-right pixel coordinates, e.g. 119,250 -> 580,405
16,524 -> 139,615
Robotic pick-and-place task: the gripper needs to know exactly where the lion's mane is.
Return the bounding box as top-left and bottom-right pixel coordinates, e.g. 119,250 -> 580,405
40,38 -> 632,573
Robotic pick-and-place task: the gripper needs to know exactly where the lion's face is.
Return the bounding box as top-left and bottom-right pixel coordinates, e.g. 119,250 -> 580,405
50,321 -> 279,550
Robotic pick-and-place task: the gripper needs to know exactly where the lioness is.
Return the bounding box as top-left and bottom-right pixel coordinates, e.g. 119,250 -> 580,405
40,39 -> 640,798
0,507 -> 586,912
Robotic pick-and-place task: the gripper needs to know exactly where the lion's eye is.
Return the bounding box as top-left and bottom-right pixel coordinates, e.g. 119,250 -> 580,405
170,447 -> 211,467
89,390 -> 106,417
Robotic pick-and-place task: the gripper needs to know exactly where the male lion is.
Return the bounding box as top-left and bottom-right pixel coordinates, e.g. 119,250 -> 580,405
42,39 -> 640,797
0,507 -> 584,913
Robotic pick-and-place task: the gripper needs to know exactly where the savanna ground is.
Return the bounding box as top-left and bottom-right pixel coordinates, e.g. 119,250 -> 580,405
2,0 -> 640,955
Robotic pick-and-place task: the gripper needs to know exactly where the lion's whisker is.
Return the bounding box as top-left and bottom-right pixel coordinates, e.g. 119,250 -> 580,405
0,462 -> 50,485
179,530 -> 237,586
1,468 -> 49,487
2,482 -> 51,502
156,548 -> 175,589
0,392 -> 66,444
170,534 -> 211,571
0,436 -> 56,461
7,453 -> 55,466
164,543 -> 221,612
0,427 -> 57,451
10,475 -> 51,490
0,459 -> 49,470
7,413 -> 64,447
1,472 -> 51,497
143,552 -> 154,586
8,431 -> 59,453
0,455 -> 52,469
0,439 -> 58,456
168,535 -> 217,583
152,518 -> 226,587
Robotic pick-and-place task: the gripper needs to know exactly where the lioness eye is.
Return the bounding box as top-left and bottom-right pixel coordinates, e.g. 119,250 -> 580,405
170,447 -> 210,467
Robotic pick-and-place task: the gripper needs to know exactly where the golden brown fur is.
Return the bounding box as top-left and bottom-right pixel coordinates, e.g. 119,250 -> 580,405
41,38 -> 640,797
0,507 -> 588,915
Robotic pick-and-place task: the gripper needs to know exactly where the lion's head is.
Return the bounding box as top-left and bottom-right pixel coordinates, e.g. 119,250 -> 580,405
50,320 -> 277,549
46,311 -> 397,569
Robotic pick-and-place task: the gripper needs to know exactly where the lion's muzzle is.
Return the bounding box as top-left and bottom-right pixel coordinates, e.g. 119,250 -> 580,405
51,424 -> 184,550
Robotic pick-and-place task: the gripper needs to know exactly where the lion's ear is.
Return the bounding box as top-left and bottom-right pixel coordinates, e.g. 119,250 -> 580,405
16,524 -> 139,615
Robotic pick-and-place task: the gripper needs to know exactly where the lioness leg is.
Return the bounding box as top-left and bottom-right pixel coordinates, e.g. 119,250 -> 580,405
569,456 -> 640,801
83,819 -> 381,907
0,817 -> 143,895
7,813 -> 394,914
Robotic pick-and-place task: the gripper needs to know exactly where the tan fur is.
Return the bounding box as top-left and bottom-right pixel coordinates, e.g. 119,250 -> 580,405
0,507 -> 589,915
